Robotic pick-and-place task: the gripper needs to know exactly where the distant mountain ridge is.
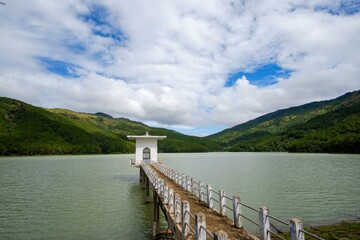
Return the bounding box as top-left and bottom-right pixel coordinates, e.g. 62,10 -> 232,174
207,90 -> 360,153
0,90 -> 359,156
0,98 -> 221,156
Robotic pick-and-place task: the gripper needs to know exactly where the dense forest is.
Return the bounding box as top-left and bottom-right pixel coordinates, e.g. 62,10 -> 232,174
208,90 -> 360,153
0,90 -> 359,156
0,98 -> 221,155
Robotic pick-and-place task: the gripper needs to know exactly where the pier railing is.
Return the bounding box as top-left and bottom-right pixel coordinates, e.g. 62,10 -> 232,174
130,158 -> 136,165
142,163 -> 230,239
148,161 -> 326,240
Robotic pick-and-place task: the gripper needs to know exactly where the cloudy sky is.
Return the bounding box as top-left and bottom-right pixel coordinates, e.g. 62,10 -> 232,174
0,0 -> 359,136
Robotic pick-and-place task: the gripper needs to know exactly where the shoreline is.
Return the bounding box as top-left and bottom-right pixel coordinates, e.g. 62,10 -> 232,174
280,220 -> 360,239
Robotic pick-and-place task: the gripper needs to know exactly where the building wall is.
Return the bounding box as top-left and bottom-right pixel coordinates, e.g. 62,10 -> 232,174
135,138 -> 158,164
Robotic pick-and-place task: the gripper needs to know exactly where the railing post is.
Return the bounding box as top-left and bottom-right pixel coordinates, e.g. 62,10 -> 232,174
168,188 -> 174,213
199,181 -> 204,201
289,218 -> 305,240
219,189 -> 226,216
183,174 -> 187,189
191,178 -> 196,195
195,212 -> 206,240
159,179 -> 164,197
174,194 -> 181,224
207,184 -> 213,209
161,180 -> 165,197
259,207 -> 271,240
187,176 -> 191,192
233,196 -> 242,228
181,201 -> 191,239
164,184 -> 169,204
214,230 -> 228,240
154,178 -> 159,191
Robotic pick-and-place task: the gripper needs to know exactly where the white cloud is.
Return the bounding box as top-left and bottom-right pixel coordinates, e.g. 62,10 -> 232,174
0,0 -> 359,136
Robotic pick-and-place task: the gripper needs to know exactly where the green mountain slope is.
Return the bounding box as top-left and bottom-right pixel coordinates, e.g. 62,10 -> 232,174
0,97 -> 221,156
1,90 -> 358,156
0,98 -> 134,155
207,90 -> 360,153
48,109 -> 222,153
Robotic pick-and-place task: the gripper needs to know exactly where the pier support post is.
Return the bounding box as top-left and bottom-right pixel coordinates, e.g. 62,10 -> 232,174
181,201 -> 190,239
145,176 -> 150,203
195,213 -> 206,240
289,218 -> 305,240
139,168 -> 143,182
233,196 -> 242,228
214,230 -> 228,240
219,189 -> 226,216
207,184 -> 213,209
199,181 -> 204,201
259,207 -> 270,240
152,191 -> 160,237
141,168 -> 145,189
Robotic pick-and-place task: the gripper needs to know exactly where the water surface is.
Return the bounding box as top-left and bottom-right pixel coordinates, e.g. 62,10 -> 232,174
0,155 -> 151,240
160,152 -> 360,227
0,153 -> 359,239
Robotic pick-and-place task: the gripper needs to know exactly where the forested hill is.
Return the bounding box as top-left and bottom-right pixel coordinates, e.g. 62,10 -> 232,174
207,90 -> 360,153
0,98 -> 221,156
1,90 -> 359,156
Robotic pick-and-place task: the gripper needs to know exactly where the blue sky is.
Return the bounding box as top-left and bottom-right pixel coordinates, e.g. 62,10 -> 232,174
0,0 -> 359,136
39,57 -> 82,78
226,64 -> 293,87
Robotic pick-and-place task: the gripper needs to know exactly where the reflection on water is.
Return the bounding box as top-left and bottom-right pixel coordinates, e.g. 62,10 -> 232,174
0,153 -> 359,239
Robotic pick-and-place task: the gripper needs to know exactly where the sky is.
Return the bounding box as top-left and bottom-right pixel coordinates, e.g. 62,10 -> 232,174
0,0 -> 359,136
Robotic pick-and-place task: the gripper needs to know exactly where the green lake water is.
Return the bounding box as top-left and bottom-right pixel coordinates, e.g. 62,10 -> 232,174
0,153 -> 359,239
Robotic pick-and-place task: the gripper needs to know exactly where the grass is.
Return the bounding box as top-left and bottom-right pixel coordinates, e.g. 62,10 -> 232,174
278,221 -> 360,240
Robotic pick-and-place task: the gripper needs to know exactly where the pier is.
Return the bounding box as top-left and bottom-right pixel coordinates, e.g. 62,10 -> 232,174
128,133 -> 325,240
137,161 -> 325,240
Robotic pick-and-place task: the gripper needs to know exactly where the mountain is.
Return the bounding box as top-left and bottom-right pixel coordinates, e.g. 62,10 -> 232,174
0,98 -> 134,155
47,108 -> 221,153
1,90 -> 359,156
0,97 -> 221,156
207,90 -> 360,153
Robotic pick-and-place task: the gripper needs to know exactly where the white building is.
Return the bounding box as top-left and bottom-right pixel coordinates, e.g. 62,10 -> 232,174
127,132 -> 166,165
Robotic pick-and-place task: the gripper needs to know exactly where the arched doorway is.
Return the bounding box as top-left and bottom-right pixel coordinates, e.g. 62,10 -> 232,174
143,147 -> 151,163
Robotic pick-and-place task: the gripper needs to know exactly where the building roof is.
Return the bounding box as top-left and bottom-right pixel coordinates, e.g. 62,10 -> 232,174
127,132 -> 167,140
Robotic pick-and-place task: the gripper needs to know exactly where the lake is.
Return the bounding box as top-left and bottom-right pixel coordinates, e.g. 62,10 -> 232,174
0,153 -> 359,239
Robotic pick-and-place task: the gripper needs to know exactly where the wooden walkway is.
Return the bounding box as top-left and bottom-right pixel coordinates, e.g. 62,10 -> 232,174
139,162 -> 258,240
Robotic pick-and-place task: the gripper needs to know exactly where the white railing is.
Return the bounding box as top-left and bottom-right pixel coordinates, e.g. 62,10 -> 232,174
147,161 -> 326,240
